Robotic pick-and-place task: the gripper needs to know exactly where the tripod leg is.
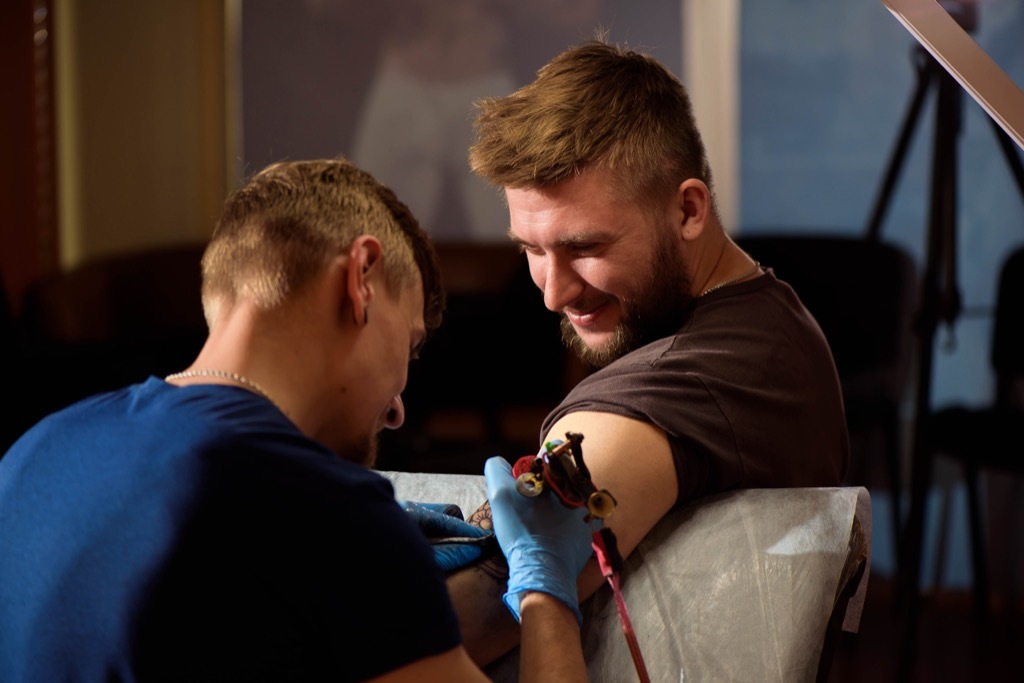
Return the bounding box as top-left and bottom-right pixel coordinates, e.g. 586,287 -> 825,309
884,409 -> 903,551
866,48 -> 934,241
898,62 -> 963,682
963,461 -> 991,629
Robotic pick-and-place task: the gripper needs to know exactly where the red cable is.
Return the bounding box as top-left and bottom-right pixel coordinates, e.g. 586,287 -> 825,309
592,530 -> 650,683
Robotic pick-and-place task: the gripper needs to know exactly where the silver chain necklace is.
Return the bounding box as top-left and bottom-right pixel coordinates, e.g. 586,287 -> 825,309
164,369 -> 277,407
700,261 -> 761,297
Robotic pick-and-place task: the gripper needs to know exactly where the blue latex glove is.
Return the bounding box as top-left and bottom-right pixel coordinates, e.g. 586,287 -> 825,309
399,500 -> 493,573
484,456 -> 597,624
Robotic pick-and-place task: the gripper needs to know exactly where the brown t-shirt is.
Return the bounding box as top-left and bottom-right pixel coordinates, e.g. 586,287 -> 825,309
541,269 -> 850,507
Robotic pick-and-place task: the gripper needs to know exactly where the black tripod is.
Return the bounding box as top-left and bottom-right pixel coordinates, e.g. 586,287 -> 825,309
865,31 -> 1024,681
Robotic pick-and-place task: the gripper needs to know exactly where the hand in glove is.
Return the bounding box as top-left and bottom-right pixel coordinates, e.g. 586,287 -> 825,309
483,456 -> 596,624
398,500 -> 493,573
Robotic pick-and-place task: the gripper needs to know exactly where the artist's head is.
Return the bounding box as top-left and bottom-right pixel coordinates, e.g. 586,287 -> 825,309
201,158 -> 445,463
470,40 -> 716,366
202,158 -> 444,335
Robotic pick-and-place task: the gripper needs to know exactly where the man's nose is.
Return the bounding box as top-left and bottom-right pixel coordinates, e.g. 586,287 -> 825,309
540,256 -> 584,312
383,395 -> 405,430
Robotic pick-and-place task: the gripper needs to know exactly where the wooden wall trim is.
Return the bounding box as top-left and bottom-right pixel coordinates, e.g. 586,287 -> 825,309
0,0 -> 59,315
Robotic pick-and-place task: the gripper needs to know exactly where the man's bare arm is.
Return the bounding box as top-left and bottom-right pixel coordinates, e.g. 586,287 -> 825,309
447,562 -> 520,666
547,412 -> 679,602
518,591 -> 588,683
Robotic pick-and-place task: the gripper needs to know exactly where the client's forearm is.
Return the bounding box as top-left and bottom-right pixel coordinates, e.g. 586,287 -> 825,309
447,563 -> 521,666
518,591 -> 587,683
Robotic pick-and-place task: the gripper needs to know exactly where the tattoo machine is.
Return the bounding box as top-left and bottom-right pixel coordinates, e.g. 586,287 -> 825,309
511,432 -> 617,521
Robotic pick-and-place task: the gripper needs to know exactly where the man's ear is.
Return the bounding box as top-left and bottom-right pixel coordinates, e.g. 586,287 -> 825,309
675,178 -> 711,242
345,235 -> 383,327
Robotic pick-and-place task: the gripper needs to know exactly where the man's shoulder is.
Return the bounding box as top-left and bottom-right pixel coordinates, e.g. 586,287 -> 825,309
543,271 -> 830,431
691,269 -> 804,318
611,271 -> 806,363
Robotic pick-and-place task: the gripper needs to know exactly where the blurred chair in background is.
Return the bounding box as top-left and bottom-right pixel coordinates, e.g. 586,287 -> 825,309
11,244 -> 209,441
923,243 -> 1024,624
737,233 -> 918,554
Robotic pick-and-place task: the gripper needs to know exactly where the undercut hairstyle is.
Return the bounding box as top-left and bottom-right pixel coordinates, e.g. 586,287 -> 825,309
469,39 -> 718,218
200,158 -> 445,338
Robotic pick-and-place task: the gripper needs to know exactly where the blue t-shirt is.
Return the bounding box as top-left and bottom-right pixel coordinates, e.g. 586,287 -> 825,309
0,377 -> 461,682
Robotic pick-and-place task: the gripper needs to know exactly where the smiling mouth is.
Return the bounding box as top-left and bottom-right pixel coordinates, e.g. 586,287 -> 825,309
565,300 -> 609,328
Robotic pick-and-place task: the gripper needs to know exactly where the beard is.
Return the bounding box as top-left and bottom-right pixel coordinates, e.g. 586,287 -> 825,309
339,432 -> 379,468
561,232 -> 694,369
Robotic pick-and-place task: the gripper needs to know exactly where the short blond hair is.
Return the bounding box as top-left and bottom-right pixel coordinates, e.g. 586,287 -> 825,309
201,158 -> 444,335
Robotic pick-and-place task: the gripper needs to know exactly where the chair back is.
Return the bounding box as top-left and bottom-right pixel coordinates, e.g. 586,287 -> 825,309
15,244 -> 208,423
992,245 -> 1024,410
19,244 -> 207,345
